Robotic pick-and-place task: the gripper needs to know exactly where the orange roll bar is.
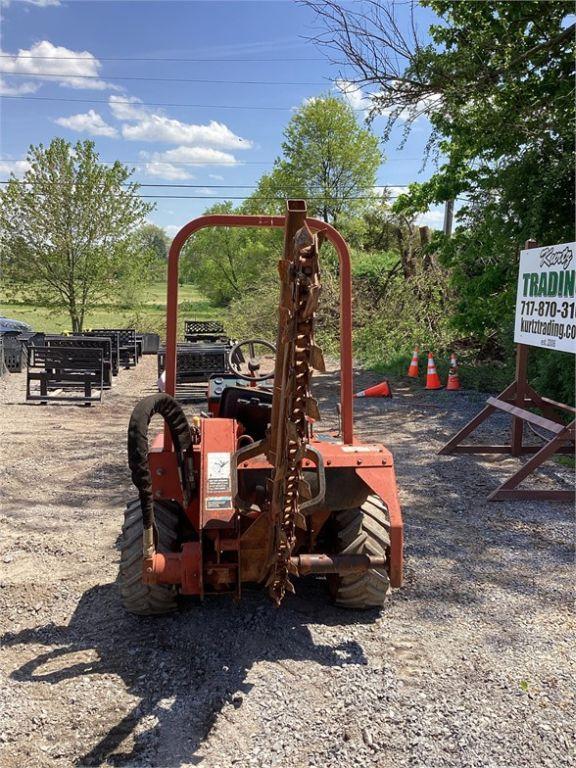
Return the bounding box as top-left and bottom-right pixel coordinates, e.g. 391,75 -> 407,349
164,212 -> 355,444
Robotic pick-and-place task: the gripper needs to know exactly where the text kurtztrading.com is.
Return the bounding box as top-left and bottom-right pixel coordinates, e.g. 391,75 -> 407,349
520,318 -> 576,340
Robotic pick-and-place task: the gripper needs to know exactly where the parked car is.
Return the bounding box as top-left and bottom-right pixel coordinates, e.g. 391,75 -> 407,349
0,317 -> 33,334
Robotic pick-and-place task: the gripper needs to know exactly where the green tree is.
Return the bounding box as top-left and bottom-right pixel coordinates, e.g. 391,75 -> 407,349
133,223 -> 169,263
247,96 -> 382,225
0,138 -> 153,331
180,201 -> 281,306
127,223 -> 169,287
308,1 -> 575,391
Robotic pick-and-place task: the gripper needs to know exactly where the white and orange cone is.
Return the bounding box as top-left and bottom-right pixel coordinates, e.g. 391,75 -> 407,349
407,347 -> 419,378
446,352 -> 461,391
425,353 -> 442,390
354,380 -> 392,398
446,369 -> 461,391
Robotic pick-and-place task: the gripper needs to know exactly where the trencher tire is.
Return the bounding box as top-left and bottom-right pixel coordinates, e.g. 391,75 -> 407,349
331,494 -> 391,609
119,498 -> 180,616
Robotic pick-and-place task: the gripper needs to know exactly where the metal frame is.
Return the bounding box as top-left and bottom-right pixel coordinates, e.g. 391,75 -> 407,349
91,328 -> 138,369
1,331 -> 27,373
26,345 -> 104,404
164,212 -> 355,444
45,335 -> 113,388
75,332 -> 121,376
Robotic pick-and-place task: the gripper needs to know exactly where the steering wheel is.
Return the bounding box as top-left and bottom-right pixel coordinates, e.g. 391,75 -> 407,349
228,338 -> 276,382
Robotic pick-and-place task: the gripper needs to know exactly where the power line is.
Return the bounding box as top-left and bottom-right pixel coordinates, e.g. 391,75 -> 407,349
0,189 -> 402,201
0,181 -> 466,203
1,94 -> 360,112
0,180 -> 412,190
0,159 -> 283,167
0,158 -> 418,167
0,159 -> 281,167
0,71 -> 330,87
138,195 -> 401,200
0,55 -> 324,63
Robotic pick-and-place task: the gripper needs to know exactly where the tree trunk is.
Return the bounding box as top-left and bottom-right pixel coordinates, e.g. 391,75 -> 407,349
397,227 -> 417,279
69,299 -> 81,333
68,283 -> 85,333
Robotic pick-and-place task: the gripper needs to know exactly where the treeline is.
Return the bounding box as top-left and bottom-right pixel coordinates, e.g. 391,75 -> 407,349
185,1 -> 574,404
182,96 -> 455,362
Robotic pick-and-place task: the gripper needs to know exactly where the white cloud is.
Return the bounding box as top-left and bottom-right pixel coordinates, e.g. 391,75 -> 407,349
373,83 -> 439,123
373,185 -> 410,199
370,189 -> 446,228
144,162 -> 194,181
110,97 -> 250,152
108,95 -> 148,122
1,0 -> 61,5
106,96 -> 253,175
0,159 -> 32,178
209,174 -> 224,181
121,113 -> 251,150
54,110 -> 118,138
296,96 -> 319,111
0,40 -> 118,90
140,145 -> 240,179
387,186 -> 409,198
0,77 -> 39,95
336,78 -> 438,124
416,207 -> 445,228
164,225 -> 181,238
142,146 -> 240,167
335,79 -> 371,114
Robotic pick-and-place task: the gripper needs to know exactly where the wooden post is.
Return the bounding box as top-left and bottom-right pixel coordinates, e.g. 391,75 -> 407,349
511,240 -> 538,456
511,344 -> 528,456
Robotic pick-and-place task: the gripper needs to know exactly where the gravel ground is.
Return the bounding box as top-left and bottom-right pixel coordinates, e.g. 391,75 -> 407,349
0,357 -> 573,768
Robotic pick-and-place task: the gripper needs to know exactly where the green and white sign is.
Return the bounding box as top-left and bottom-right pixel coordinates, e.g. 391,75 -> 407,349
514,242 -> 576,354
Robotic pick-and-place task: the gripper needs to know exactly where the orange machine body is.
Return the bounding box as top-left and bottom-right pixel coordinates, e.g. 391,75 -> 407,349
144,209 -> 403,599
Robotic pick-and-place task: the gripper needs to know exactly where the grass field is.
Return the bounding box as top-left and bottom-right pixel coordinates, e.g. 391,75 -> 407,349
0,282 -> 221,337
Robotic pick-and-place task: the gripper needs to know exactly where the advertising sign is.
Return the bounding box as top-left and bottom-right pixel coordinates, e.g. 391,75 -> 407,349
514,242 -> 576,354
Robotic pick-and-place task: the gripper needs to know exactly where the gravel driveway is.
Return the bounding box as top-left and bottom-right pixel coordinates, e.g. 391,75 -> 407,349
0,357 -> 573,768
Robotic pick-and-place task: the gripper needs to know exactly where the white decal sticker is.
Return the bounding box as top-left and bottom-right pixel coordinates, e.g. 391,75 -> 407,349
207,452 -> 231,479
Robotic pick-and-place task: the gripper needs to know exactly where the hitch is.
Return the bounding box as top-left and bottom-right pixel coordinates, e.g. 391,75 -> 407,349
290,553 -> 386,576
143,542 -> 202,594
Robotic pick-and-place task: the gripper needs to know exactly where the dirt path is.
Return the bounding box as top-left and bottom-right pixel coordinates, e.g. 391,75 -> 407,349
0,358 -> 573,768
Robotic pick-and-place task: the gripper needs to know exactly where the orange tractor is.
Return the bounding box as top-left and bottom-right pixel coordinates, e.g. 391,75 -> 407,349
120,201 -> 403,613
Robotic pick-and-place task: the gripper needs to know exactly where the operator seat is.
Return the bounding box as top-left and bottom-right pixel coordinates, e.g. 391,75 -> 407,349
218,383 -> 273,441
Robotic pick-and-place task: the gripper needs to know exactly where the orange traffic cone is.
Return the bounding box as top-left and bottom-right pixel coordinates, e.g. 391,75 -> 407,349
407,347 -> 419,378
354,380 -> 392,398
446,369 -> 461,391
425,353 -> 442,390
446,351 -> 461,390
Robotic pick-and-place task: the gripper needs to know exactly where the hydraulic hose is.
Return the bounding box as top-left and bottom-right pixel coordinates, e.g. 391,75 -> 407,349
127,394 -> 194,556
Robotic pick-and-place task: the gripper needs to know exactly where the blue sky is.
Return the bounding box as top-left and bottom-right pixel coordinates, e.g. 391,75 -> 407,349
0,0 -> 445,237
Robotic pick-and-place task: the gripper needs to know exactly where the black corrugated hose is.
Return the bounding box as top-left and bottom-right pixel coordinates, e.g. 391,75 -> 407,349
127,393 -> 194,537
